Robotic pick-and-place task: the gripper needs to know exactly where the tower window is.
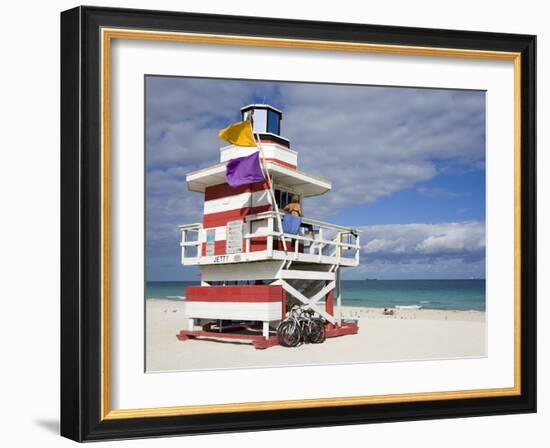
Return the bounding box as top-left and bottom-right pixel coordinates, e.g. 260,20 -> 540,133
274,188 -> 299,210
267,109 -> 281,135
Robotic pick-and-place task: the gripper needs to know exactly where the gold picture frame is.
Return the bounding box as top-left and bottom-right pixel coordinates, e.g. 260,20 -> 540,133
61,6 -> 536,441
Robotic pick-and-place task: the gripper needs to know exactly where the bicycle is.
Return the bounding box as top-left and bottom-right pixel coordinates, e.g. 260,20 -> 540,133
277,306 -> 326,347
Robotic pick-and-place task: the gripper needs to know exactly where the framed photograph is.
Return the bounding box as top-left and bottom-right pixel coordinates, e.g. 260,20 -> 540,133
60,6 -> 536,441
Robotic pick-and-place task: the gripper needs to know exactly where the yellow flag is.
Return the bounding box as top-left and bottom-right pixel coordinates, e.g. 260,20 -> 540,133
218,120 -> 257,147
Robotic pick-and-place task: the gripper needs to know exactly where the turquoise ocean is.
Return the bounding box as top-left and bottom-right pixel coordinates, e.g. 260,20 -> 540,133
146,279 -> 485,312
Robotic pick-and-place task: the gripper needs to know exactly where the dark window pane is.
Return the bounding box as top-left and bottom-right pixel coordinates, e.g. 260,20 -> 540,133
267,110 -> 280,135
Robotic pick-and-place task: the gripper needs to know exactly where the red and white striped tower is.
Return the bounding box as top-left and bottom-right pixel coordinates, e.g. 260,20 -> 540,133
177,105 -> 361,348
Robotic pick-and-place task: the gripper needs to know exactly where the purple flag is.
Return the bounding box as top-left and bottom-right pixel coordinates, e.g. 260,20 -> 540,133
225,151 -> 265,188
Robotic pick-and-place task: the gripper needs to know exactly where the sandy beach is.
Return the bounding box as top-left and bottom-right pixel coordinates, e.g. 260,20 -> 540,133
146,299 -> 486,372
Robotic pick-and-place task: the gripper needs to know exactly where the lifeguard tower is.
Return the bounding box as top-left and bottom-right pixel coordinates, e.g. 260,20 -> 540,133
176,104 -> 360,348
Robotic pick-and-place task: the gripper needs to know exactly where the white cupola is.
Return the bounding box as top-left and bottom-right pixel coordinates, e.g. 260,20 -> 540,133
241,104 -> 283,137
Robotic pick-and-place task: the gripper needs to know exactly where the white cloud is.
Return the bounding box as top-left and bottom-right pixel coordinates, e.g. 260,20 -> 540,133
279,84 -> 484,216
344,221 -> 486,279
360,221 -> 485,262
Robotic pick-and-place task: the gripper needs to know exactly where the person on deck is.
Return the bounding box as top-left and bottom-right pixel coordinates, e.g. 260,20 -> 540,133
283,194 -> 303,217
283,195 -> 315,244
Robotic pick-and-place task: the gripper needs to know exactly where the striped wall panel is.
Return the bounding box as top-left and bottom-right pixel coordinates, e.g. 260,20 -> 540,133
200,237 -> 300,256
203,205 -> 272,229
185,285 -> 285,321
204,181 -> 269,201
186,285 -> 284,302
203,189 -> 271,215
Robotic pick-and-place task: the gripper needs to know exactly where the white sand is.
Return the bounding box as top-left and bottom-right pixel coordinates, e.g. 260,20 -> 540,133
146,299 -> 486,372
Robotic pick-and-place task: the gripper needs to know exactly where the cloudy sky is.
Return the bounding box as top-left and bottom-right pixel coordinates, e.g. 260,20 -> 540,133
145,76 -> 486,281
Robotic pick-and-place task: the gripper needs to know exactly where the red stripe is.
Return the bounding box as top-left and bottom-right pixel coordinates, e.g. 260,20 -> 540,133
250,238 -> 302,252
282,290 -> 287,320
326,285 -> 334,316
264,158 -> 296,169
201,237 -> 304,256
203,204 -> 271,228
201,240 -> 227,256
204,181 -> 269,201
200,237 -> 280,256
249,237 -> 269,252
187,285 -> 283,302
259,138 -> 289,148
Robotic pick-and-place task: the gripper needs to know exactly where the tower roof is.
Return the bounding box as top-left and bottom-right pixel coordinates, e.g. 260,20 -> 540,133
186,161 -> 331,197
240,104 -> 283,115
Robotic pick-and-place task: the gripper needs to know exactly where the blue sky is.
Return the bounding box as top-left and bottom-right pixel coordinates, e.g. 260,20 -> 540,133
145,76 -> 486,281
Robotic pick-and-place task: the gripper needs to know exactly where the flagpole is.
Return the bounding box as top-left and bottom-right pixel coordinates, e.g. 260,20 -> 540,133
252,132 -> 288,253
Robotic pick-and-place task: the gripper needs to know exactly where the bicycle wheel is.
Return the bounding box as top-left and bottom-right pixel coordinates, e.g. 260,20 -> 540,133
277,320 -> 301,347
307,319 -> 326,344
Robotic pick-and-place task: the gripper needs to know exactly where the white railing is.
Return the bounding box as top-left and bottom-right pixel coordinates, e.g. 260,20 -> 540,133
244,211 -> 360,266
178,212 -> 360,266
